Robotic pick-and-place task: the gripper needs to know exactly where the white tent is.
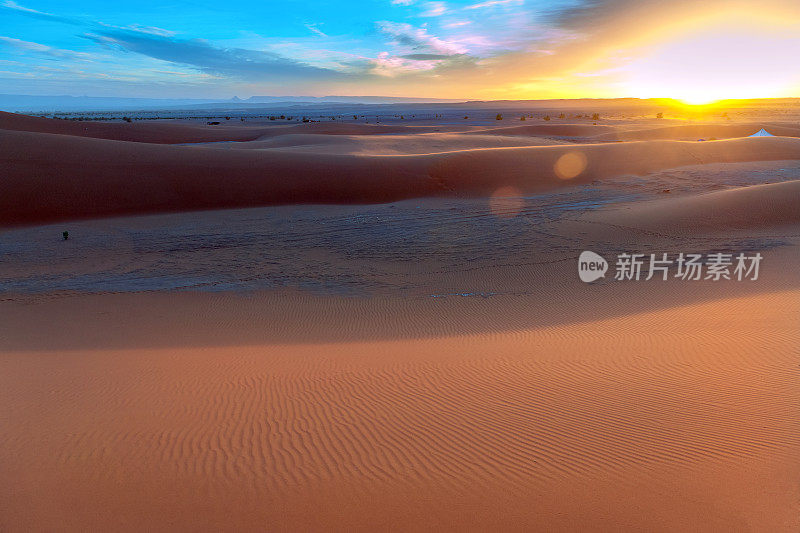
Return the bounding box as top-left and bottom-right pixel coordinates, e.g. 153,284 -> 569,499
748,128 -> 774,137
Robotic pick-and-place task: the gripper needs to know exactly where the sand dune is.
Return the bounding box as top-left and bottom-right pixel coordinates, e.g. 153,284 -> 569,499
227,133 -> 570,154
3,121 -> 800,226
428,136 -> 800,191
465,123 -> 619,137
592,122 -> 800,141
473,122 -> 800,141
0,111 -> 451,144
3,107 -> 800,530
586,179 -> 800,233
0,110 -> 273,144
1,289 -> 798,531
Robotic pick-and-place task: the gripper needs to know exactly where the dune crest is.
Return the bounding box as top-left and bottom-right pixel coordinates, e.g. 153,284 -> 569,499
3,114 -> 800,226
586,179 -> 800,233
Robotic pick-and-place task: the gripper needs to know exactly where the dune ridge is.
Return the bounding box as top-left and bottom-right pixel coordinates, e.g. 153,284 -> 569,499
0,111 -> 450,144
3,124 -> 800,226
582,179 -> 800,234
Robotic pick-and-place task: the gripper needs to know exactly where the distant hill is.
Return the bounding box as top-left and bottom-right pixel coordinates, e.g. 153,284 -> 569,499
0,94 -> 463,112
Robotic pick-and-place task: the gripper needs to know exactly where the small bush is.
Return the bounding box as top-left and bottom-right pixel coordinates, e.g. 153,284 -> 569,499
495,114 -> 503,120
543,115 -> 550,121
520,116 -> 526,121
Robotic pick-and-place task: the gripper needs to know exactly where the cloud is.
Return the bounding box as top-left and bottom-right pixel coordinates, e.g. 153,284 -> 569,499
371,51 -> 438,76
304,23 -> 328,37
81,28 -> 346,82
420,1 -> 447,16
376,21 -> 466,55
120,24 -> 177,37
401,53 -> 455,60
465,0 -> 522,10
1,0 -> 81,25
371,21 -> 477,76
544,0 -> 661,30
391,0 -> 415,5
545,0 -> 800,33
0,36 -> 92,60
443,21 -> 471,28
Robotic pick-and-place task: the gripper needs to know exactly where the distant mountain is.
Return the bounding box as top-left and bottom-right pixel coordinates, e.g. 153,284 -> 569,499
0,94 -> 463,112
241,95 -> 462,104
0,95 -> 225,112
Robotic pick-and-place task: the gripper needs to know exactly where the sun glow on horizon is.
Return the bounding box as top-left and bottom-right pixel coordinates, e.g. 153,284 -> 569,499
619,20 -> 800,104
678,95 -> 723,106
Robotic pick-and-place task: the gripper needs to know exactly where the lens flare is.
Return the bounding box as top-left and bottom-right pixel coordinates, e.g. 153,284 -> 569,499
489,186 -> 525,218
554,152 -> 588,180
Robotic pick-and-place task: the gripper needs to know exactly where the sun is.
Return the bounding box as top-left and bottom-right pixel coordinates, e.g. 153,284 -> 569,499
677,94 -> 720,106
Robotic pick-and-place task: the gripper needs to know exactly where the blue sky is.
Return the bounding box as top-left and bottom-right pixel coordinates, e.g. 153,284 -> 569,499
1,0 -> 799,100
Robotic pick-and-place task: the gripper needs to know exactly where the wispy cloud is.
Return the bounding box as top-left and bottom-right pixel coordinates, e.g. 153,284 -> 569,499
420,1 -> 447,16
82,28 -> 347,81
443,20 -> 471,28
120,24 -> 176,37
377,21 -> 466,55
465,0 -> 522,10
0,36 -> 93,60
371,21 -> 474,76
1,0 -> 81,25
304,23 -> 328,37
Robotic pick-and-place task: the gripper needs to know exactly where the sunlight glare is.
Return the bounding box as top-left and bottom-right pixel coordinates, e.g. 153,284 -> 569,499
622,25 -> 800,102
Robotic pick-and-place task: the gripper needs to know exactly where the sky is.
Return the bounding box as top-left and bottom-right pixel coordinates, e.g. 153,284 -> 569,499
1,0 -> 799,101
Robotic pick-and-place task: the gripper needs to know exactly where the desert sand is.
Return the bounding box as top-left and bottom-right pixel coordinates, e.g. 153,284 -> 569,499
1,105 -> 799,531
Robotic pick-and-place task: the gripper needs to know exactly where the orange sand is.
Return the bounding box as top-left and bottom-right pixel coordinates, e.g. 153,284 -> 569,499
1,290 -> 798,531
2,108 -> 799,531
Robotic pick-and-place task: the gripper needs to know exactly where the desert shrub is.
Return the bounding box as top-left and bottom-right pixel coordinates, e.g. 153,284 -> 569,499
496,114 -> 503,120
520,116 -> 526,121
656,112 -> 663,119
591,113 -> 600,120
543,115 -> 550,121
122,117 -> 132,123
558,113 -> 565,119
